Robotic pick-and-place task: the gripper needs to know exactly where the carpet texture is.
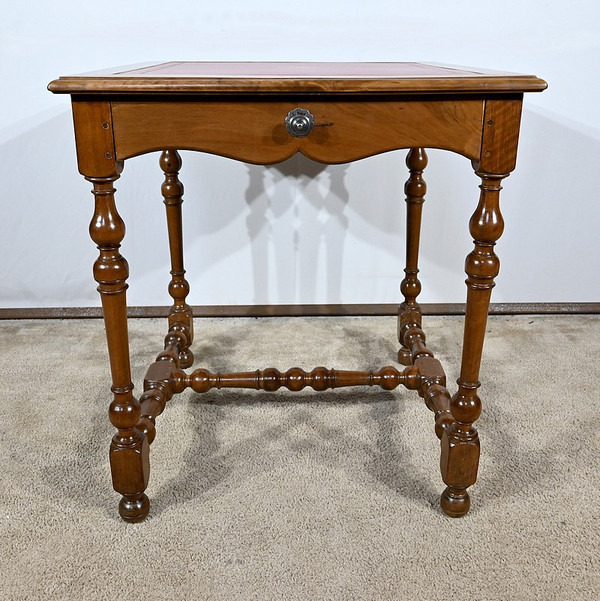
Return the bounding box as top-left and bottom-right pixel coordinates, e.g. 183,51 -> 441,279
0,315 -> 598,600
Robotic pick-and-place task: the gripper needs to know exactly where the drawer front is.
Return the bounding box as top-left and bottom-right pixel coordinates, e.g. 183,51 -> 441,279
112,98 -> 484,164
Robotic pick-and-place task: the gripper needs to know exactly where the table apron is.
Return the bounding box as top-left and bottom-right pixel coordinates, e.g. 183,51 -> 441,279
110,98 -> 485,164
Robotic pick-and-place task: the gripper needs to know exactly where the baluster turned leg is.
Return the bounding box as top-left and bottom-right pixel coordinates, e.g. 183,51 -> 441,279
440,171 -> 506,517
88,174 -> 150,522
398,148 -> 428,365
160,149 -> 194,368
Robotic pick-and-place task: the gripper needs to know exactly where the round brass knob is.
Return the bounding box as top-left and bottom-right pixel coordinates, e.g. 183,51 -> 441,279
285,108 -> 314,138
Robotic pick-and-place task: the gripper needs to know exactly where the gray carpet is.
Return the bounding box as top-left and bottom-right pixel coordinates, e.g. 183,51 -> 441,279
1,315 -> 598,600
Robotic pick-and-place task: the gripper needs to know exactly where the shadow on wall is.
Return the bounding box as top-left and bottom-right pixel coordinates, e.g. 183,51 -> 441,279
244,156 -> 350,304
0,109 -> 98,307
179,150 -> 408,305
498,106 -> 600,303
1,105 -> 599,308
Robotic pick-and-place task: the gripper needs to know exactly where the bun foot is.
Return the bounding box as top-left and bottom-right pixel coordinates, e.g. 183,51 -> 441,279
440,486 -> 470,518
119,493 -> 150,522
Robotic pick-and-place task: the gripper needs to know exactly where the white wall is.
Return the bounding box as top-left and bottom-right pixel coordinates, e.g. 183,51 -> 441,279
1,0 -> 599,308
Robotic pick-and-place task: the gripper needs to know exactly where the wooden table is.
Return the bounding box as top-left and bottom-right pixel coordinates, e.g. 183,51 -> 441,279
49,62 -> 546,522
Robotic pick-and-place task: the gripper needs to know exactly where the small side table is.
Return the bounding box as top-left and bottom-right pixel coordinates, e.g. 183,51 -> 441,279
49,62 -> 546,521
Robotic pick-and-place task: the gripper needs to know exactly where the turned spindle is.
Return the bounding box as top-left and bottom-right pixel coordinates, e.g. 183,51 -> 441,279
398,148 -> 430,366
160,149 -> 194,369
178,365 -> 420,394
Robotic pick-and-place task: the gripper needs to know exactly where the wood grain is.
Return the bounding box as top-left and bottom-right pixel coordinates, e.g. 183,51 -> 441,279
478,97 -> 524,173
72,99 -> 120,177
112,98 -> 485,164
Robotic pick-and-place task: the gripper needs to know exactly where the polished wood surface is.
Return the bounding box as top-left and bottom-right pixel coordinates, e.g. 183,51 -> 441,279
180,365 -> 420,393
88,171 -> 149,522
49,62 -> 546,522
112,98 -> 484,164
160,149 -> 194,368
398,148 -> 428,365
48,61 -> 547,94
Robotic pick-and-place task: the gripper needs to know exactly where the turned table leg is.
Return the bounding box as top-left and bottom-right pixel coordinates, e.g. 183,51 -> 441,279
440,170 -> 506,517
88,173 -> 150,522
438,98 -> 522,517
160,149 -> 194,368
398,148 -> 429,365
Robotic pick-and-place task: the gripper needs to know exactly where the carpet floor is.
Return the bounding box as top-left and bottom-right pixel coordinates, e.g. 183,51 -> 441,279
0,315 -> 598,600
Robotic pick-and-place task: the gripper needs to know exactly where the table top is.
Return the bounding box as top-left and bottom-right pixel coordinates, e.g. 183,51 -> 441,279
48,61 -> 547,95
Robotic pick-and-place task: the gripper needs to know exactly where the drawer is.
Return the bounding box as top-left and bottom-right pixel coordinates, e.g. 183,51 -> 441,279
111,97 -> 485,164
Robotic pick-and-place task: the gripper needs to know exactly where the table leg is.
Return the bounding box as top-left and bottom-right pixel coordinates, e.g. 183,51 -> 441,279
88,174 -> 150,522
160,150 -> 194,368
440,170 -> 505,517
398,148 -> 428,365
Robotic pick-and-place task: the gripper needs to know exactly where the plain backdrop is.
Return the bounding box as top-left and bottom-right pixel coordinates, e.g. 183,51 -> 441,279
1,0 -> 599,308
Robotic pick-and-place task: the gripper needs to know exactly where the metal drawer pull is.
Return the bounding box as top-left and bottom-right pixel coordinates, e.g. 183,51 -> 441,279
285,108 -> 314,138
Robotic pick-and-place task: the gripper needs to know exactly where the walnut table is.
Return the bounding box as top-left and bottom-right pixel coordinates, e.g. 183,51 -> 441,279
49,62 -> 547,521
